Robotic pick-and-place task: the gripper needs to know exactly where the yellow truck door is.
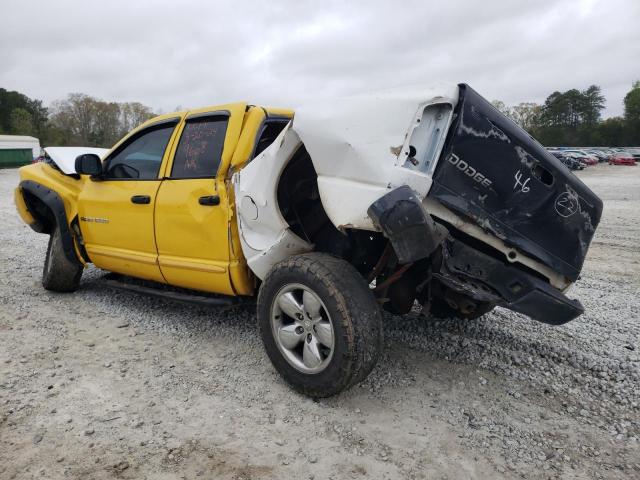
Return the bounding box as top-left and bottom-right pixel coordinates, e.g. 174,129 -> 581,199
77,117 -> 181,282
154,104 -> 247,295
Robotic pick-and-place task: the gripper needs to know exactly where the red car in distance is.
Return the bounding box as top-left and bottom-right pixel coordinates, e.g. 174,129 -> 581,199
580,156 -> 599,166
609,153 -> 636,166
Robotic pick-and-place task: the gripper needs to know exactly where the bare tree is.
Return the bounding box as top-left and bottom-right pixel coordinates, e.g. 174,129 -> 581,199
49,94 -> 155,147
510,103 -> 542,131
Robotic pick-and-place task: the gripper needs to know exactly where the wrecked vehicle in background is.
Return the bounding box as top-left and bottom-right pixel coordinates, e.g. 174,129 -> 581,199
14,84 -> 602,397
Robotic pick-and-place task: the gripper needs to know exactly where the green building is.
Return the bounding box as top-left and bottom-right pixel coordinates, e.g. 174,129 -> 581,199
0,135 -> 40,168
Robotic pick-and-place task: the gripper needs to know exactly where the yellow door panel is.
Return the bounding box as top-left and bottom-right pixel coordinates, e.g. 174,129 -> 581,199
86,245 -> 159,279
158,255 -> 227,274
79,180 -> 165,282
77,117 -> 182,282
155,179 -> 233,294
86,245 -> 158,265
14,186 -> 36,225
154,105 -> 247,295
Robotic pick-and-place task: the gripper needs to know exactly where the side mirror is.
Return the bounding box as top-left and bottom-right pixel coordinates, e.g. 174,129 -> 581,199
75,154 -> 102,176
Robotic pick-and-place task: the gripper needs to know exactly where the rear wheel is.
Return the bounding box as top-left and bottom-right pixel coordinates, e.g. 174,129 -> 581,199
257,253 -> 383,397
42,226 -> 83,292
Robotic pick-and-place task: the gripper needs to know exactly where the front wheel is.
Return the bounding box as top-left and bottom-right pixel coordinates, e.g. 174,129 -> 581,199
257,253 -> 383,397
42,226 -> 83,292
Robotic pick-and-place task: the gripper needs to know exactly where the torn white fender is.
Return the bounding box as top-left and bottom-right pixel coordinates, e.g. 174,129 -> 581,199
232,124 -> 313,279
233,84 -> 460,278
292,83 -> 459,229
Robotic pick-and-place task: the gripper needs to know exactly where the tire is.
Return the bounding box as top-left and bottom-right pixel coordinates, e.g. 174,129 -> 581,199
257,253 -> 383,397
42,226 -> 83,292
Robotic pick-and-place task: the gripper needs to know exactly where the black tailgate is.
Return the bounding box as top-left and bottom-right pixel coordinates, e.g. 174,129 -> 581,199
428,84 -> 603,280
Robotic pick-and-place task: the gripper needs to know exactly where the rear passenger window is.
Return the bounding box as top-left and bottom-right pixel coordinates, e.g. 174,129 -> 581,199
171,116 -> 228,178
253,120 -> 289,158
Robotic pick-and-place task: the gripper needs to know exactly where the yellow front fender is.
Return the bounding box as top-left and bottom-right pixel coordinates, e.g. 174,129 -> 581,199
14,186 -> 36,226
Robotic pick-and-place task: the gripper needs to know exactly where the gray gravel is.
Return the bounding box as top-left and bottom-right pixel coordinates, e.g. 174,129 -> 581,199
0,164 -> 638,479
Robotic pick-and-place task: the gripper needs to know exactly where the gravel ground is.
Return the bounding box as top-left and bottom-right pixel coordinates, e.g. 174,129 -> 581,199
0,164 -> 638,480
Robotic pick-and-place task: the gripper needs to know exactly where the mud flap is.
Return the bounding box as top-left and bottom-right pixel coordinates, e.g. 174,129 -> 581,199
367,185 -> 446,264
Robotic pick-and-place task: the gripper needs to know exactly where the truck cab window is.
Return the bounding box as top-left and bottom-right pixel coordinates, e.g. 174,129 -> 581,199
253,120 -> 289,158
170,116 -> 228,179
103,123 -> 176,180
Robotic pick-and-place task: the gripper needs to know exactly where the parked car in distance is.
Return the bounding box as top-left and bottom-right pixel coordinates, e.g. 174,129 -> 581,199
563,150 -> 598,166
609,152 -> 636,166
625,148 -> 640,161
551,151 -> 585,170
599,148 -> 618,160
587,150 -> 608,162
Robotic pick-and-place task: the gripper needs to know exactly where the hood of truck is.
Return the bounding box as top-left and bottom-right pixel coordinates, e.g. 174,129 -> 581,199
44,147 -> 109,174
427,84 -> 602,281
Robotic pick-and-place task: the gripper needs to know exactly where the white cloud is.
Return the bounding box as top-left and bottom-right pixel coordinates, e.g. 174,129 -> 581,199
1,0 -> 638,116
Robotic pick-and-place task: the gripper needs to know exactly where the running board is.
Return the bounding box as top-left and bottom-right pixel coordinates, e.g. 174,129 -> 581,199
103,277 -> 243,307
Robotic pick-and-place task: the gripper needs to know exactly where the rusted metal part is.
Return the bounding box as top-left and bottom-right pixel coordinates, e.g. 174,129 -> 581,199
374,262 -> 413,292
367,242 -> 392,284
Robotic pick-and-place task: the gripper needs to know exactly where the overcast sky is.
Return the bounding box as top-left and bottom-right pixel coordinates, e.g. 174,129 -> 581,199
1,0 -> 638,117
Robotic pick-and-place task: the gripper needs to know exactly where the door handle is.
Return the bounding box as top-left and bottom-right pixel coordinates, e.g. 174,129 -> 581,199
199,195 -> 220,206
131,195 -> 151,204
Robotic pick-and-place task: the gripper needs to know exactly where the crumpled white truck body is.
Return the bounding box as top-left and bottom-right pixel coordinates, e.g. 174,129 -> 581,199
294,84 -> 459,230
232,125 -> 313,280
232,80 -> 601,328
233,84 -> 459,279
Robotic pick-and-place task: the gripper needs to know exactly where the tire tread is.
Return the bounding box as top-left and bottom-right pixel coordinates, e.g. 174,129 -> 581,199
42,227 -> 83,293
257,253 -> 382,397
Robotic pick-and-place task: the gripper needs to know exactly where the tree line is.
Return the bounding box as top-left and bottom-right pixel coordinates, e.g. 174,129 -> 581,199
0,88 -> 154,148
2,83 -> 639,148
492,82 -> 640,146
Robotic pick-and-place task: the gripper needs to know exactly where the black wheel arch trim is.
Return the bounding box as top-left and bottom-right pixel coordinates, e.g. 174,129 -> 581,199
19,180 -> 80,264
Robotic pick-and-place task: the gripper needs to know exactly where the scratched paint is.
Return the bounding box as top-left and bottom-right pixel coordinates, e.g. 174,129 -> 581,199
428,84 -> 603,280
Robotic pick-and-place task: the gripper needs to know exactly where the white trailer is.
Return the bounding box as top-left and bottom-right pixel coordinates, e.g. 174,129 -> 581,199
0,135 -> 41,159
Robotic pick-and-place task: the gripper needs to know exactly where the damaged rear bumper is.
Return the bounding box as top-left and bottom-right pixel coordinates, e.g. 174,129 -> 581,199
368,186 -> 583,325
436,239 -> 583,325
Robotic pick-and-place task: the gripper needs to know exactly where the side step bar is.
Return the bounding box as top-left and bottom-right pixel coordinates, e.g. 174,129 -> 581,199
103,276 -> 246,308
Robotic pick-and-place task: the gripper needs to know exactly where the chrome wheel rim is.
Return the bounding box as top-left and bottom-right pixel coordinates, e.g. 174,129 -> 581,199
270,283 -> 335,374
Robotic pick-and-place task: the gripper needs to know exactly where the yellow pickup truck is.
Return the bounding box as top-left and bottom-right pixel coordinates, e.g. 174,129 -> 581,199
14,84 -> 602,397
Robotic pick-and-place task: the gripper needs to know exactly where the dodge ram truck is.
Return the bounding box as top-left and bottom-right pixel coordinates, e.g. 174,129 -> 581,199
14,84 -> 603,397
